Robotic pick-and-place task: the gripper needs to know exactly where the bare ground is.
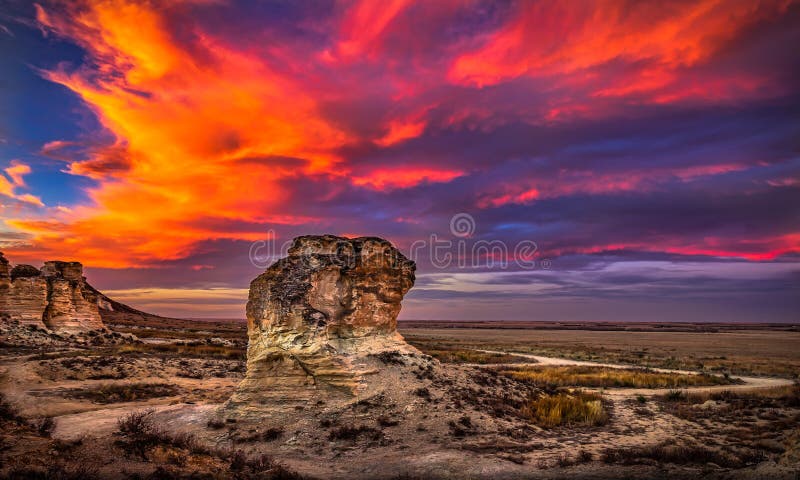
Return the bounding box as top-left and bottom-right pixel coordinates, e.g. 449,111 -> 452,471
1,323 -> 798,479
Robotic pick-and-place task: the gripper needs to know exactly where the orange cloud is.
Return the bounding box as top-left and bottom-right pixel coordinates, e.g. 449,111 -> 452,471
0,161 -> 44,207
374,119 -> 427,146
11,0 -> 354,266
352,167 -> 464,190
449,0 -> 791,101
5,161 -> 32,186
335,0 -> 413,59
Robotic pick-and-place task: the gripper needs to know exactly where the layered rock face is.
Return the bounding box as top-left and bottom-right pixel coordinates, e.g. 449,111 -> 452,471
0,253 -> 105,333
227,235 -> 417,414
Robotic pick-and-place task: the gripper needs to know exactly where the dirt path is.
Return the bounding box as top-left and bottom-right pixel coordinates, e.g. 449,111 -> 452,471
472,349 -> 795,397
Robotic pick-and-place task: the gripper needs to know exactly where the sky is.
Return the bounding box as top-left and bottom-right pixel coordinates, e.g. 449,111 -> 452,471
0,0 -> 798,322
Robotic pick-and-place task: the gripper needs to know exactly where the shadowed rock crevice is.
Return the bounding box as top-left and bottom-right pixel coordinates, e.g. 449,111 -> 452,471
226,235 -> 418,415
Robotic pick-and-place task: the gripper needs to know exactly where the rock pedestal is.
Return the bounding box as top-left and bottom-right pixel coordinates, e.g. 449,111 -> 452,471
0,253 -> 105,333
226,235 -> 417,414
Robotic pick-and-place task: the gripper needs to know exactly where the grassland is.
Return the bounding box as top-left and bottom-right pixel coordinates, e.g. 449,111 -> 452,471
403,328 -> 800,378
417,345 -> 536,364
499,365 -> 739,389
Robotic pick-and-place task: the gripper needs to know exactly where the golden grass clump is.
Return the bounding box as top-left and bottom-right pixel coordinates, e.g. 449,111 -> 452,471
521,391 -> 608,428
502,365 -> 737,389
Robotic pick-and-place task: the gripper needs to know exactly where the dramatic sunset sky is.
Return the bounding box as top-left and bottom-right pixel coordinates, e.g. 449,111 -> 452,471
1,0 -> 798,322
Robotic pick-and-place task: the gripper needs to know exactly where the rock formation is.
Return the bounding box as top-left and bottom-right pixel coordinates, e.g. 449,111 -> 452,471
226,235 -> 418,414
0,253 -> 105,333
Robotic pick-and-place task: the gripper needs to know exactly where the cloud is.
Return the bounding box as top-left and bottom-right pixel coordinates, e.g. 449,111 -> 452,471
352,167 -> 464,190
0,0 -> 796,277
448,0 -> 791,90
0,161 -> 44,207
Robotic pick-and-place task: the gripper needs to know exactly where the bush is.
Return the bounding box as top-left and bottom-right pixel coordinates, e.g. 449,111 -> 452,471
33,417 -> 56,437
0,394 -> 22,424
664,390 -> 687,402
206,418 -> 225,429
328,424 -> 380,441
116,409 -> 204,459
262,427 -> 284,441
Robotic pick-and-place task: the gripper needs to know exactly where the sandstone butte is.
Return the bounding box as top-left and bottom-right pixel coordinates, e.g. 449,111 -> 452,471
0,252 -> 106,333
226,235 -> 421,416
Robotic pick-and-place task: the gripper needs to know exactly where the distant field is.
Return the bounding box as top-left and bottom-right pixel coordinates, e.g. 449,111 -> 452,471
497,365 -> 739,389
402,327 -> 800,378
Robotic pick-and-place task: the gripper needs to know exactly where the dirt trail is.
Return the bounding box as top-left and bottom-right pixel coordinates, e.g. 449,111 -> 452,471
473,349 -> 795,397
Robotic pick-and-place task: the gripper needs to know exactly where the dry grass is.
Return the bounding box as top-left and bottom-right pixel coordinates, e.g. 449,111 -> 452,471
403,329 -> 800,378
412,344 -> 534,364
115,342 -> 245,360
66,383 -> 180,404
499,365 -> 738,389
520,391 -> 608,428
601,440 -> 764,468
114,410 -> 307,479
659,384 -> 800,408
659,385 -> 800,420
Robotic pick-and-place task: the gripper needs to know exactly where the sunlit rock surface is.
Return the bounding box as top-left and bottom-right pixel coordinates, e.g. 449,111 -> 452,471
227,235 -> 418,414
0,253 -> 105,333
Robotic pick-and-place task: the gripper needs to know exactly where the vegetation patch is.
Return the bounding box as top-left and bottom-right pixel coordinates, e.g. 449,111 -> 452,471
601,441 -> 765,468
65,383 -> 180,403
521,391 -> 608,428
411,343 -> 535,364
328,424 -> 381,442
116,342 -> 245,360
659,385 -> 800,421
499,365 -> 739,389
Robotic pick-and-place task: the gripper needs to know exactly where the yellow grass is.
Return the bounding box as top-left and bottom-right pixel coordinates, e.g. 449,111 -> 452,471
501,365 -> 737,388
521,391 -> 608,428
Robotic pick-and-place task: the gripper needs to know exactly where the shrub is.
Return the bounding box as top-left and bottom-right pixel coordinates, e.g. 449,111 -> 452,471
664,390 -> 687,402
413,387 -> 431,399
116,409 -> 204,459
262,427 -> 284,441
207,418 -> 225,429
32,417 -> 56,437
372,351 -> 406,365
0,394 -> 22,424
328,424 -> 380,441
377,416 -> 399,427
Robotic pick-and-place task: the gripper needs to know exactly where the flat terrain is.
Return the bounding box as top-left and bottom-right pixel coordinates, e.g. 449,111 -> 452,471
401,326 -> 800,378
1,320 -> 798,479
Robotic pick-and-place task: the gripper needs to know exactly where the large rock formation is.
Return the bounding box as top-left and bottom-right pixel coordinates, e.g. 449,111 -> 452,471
0,253 -> 105,333
226,235 -> 418,414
